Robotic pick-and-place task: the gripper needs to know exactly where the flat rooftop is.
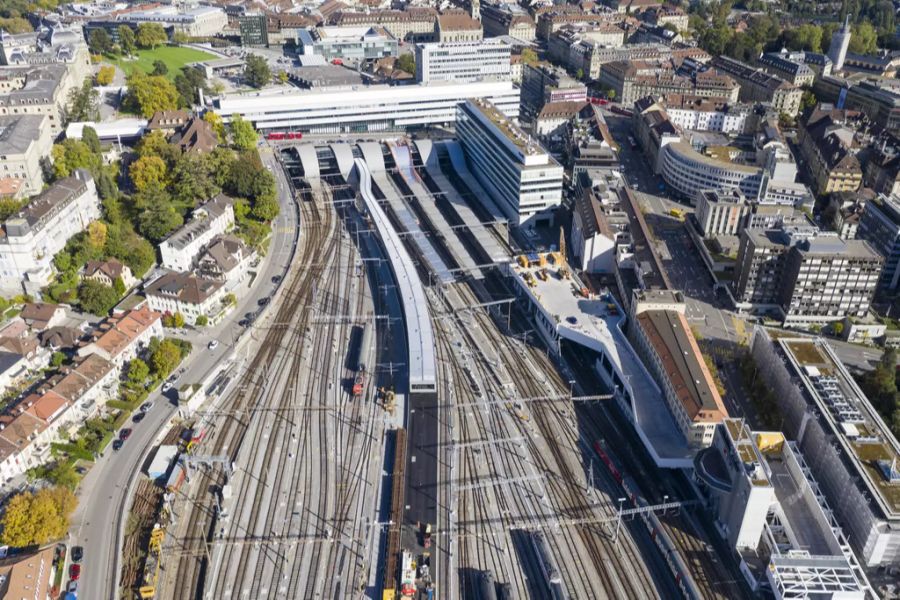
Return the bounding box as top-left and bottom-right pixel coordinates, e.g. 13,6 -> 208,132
780,338 -> 900,519
466,97 -> 545,156
508,257 -> 692,467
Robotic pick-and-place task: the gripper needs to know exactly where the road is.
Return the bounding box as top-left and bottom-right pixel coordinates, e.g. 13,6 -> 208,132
69,145 -> 299,600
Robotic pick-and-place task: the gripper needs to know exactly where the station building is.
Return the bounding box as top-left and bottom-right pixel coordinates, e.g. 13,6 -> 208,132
505,254 -> 694,467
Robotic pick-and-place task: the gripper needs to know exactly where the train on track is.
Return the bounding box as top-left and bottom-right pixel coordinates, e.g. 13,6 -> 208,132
265,131 -> 303,141
352,323 -> 373,399
531,531 -> 568,600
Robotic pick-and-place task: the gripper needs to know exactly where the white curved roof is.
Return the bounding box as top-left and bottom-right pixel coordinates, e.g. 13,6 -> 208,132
353,157 -> 436,391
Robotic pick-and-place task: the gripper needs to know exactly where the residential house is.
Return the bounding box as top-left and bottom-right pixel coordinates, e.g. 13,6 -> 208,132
77,306 -> 163,368
0,412 -> 47,478
171,116 -> 218,154
196,235 -> 255,291
83,258 -> 137,290
147,109 -> 190,134
159,195 -> 235,272
0,351 -> 27,395
19,303 -> 65,331
144,270 -> 227,325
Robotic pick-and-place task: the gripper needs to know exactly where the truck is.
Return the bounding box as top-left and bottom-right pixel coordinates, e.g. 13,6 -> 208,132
421,523 -> 432,549
399,551 -> 416,599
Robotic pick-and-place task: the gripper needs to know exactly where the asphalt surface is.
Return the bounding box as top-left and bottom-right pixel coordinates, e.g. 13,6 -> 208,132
69,145 -> 299,600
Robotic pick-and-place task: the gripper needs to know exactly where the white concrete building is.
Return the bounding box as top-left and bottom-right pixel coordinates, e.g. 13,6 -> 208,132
212,80 -> 520,134
0,114 -> 51,197
659,142 -> 767,203
158,195 -> 234,273
0,170 -> 101,294
695,189 -> 751,236
694,419 -> 870,599
414,39 -> 511,84
456,98 -> 563,225
665,104 -> 748,134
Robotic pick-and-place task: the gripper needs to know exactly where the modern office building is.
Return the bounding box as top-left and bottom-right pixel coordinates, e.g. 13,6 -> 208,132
118,6 -> 228,38
0,114 -> 51,198
659,142 -> 767,201
296,26 -> 398,62
733,224 -> 816,311
751,334 -> 900,567
520,62 -> 587,123
212,80 -> 520,133
855,193 -> 900,295
694,419 -> 869,598
828,15 -> 852,71
456,98 -> 563,224
630,290 -> 728,449
0,170 -> 101,294
414,39 -> 510,84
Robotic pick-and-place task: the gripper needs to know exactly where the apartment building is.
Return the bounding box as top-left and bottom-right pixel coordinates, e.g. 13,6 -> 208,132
0,114 -> 51,198
480,2 -> 535,40
456,98 -> 564,225
76,306 -> 163,369
756,50 -> 818,86
642,94 -> 748,134
630,290 -> 728,449
0,170 -> 101,294
856,193 -> 900,295
711,55 -> 803,116
159,195 -> 235,273
0,64 -> 79,136
414,39 -> 510,84
798,111 -> 862,195
733,225 -> 814,310
600,59 -> 739,106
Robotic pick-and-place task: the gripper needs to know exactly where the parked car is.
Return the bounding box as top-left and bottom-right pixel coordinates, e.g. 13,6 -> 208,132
119,428 -> 132,441
271,275 -> 281,283
67,580 -> 78,593
257,297 -> 270,307
69,564 -> 80,580
71,546 -> 83,563
162,382 -> 173,393
208,340 -> 219,350
112,439 -> 124,451
140,401 -> 154,412
132,412 -> 145,423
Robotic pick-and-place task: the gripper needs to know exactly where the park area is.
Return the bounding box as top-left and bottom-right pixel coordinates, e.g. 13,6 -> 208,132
112,45 -> 216,79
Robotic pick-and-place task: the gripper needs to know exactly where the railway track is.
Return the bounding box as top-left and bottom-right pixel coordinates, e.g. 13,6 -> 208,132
160,177 -> 386,600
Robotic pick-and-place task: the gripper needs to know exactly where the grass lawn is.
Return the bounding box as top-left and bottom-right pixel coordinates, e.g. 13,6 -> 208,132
111,45 -> 216,80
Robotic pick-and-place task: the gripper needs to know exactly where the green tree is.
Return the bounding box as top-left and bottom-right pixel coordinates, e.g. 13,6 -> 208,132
172,312 -> 185,328
252,192 -> 279,222
849,22 -> 879,54
195,315 -> 208,326
124,72 -> 179,117
96,168 -> 118,201
396,53 -> 416,74
173,66 -> 207,107
0,198 -> 26,221
136,22 -> 167,49
203,111 -> 226,142
575,67 -> 584,80
127,357 -> 150,385
136,129 -> 180,165
520,48 -> 538,65
88,28 -> 112,54
832,321 -> 845,336
129,155 -> 168,191
0,17 -> 32,33
113,276 -> 126,296
78,279 -> 119,315
151,338 -> 182,375
82,126 -> 102,155
138,196 -> 183,242
50,351 -> 66,367
151,59 -> 168,76
243,54 -> 271,88
170,153 -> 220,208
801,90 -> 818,112
230,114 -> 258,151
51,139 -> 101,179
118,25 -> 136,56
65,78 -> 100,124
